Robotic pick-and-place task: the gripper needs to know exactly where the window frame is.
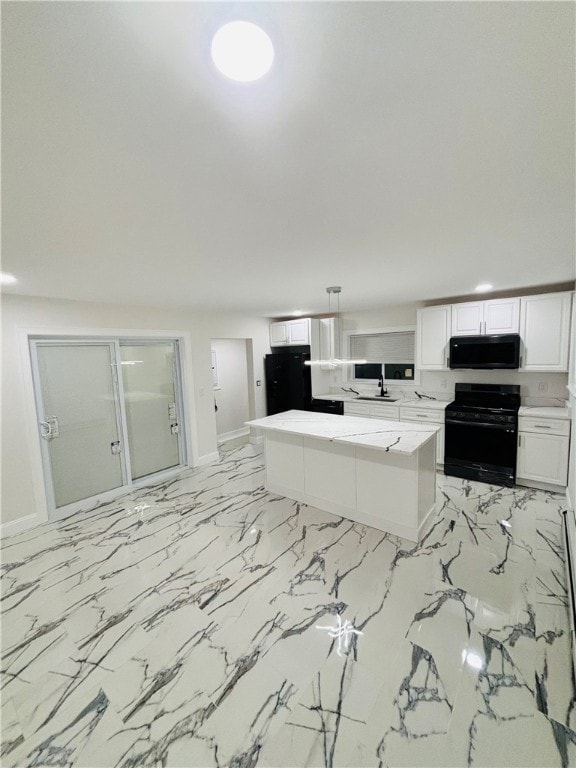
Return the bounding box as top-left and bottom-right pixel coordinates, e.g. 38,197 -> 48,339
343,325 -> 420,386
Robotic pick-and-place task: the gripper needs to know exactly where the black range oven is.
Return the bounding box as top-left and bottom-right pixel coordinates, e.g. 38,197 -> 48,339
444,383 -> 521,487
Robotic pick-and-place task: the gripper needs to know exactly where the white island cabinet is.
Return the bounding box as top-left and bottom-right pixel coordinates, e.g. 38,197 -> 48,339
246,410 -> 439,542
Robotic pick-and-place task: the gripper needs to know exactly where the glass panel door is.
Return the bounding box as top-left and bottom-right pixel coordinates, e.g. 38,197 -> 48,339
34,343 -> 125,509
120,342 -> 182,480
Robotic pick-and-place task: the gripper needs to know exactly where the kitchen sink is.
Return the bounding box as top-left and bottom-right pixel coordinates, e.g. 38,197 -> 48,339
355,396 -> 398,402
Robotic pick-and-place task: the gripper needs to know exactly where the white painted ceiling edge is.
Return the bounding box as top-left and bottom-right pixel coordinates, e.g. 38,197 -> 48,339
2,1 -> 575,317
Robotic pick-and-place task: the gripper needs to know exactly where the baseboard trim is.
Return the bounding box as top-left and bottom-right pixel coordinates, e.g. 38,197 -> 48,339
516,478 -> 567,494
249,428 -> 263,446
0,514 -> 37,539
196,451 -> 220,467
217,427 -> 249,445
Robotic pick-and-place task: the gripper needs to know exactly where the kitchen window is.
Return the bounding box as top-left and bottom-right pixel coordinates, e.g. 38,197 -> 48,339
346,327 -> 416,383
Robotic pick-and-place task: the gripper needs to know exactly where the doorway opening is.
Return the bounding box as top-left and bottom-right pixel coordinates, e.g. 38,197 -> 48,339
210,338 -> 252,444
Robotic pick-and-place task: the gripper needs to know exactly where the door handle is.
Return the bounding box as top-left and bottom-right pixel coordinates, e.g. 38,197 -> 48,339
39,416 -> 59,440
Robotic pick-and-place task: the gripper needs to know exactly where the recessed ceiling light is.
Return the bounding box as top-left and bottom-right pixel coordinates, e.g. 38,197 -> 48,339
292,310 -> 303,317
475,283 -> 493,293
211,21 -> 274,82
0,272 -> 17,285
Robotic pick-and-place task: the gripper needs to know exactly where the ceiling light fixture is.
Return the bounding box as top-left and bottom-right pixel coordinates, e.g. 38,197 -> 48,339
305,286 -> 367,368
292,310 -> 303,317
0,272 -> 17,285
211,21 -> 274,82
475,283 -> 493,293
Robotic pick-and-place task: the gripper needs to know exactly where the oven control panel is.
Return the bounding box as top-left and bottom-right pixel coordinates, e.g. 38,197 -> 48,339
446,408 -> 517,425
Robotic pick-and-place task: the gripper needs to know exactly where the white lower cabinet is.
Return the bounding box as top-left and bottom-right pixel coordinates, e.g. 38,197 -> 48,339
400,407 -> 445,465
369,404 -> 400,420
344,402 -> 399,420
344,402 -> 371,417
516,416 -> 570,489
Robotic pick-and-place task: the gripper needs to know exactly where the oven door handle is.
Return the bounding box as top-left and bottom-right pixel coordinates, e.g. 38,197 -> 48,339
445,418 -> 515,431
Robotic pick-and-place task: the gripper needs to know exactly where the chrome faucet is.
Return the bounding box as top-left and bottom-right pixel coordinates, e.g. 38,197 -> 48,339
378,377 -> 387,397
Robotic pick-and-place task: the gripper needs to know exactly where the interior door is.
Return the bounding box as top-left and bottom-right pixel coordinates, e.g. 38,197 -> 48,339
34,342 -> 126,512
120,341 -> 182,479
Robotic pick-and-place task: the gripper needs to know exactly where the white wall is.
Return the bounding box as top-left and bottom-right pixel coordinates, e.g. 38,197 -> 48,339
1,294 -> 270,527
567,301 -> 576,510
211,338 -> 250,439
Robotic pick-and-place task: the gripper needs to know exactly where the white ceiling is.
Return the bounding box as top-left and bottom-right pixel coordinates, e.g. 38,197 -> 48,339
2,1 -> 574,317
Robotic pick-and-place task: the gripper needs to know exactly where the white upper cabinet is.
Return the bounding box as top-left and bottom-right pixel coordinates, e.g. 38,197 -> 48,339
269,318 -> 311,347
519,292 -> 573,371
484,298 -> 520,334
287,318 -> 311,345
451,298 -> 520,336
451,302 -> 483,336
270,322 -> 289,346
416,305 -> 451,370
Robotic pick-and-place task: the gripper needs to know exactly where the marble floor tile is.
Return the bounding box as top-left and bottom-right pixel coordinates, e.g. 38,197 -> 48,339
537,546 -> 568,606
1,697 -> 24,760
1,439 -> 575,767
535,602 -> 576,732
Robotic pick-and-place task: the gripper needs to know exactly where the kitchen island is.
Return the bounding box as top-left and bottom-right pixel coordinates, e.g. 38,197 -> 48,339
246,410 -> 439,542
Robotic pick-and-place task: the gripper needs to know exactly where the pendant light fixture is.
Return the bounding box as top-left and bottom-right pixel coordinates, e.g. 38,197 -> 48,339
305,286 -> 367,367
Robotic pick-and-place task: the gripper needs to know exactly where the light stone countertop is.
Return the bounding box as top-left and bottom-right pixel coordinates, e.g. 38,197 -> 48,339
246,410 -> 439,456
313,393 -> 450,409
518,405 -> 571,420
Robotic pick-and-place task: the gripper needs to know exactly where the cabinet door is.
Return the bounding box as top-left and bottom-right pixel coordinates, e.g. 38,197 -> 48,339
287,318 -> 310,345
436,424 -> 445,465
344,402 -> 370,417
484,298 -> 520,334
517,432 -> 569,485
416,306 -> 451,370
520,292 -> 572,371
451,302 -> 484,336
369,404 -> 400,420
400,415 -> 443,464
270,322 -> 288,346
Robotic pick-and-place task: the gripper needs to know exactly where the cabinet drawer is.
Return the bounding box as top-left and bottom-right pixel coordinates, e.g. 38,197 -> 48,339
369,404 -> 399,420
344,403 -> 370,416
518,417 -> 570,436
400,407 -> 444,423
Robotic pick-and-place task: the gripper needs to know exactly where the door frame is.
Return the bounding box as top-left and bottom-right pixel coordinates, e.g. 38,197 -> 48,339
19,327 -> 197,525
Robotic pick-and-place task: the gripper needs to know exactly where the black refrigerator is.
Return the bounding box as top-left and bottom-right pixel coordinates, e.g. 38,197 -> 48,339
265,351 -> 312,415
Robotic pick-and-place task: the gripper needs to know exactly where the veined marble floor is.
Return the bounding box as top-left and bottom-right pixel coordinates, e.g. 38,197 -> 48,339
2,438 -> 576,768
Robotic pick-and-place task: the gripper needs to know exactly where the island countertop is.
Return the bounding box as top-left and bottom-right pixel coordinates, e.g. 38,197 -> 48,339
246,410 -> 439,456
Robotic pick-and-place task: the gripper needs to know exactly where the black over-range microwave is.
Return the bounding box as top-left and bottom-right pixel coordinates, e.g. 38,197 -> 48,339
449,334 -> 521,370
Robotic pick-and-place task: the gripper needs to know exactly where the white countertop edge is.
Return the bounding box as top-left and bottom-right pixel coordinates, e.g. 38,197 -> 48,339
313,393 -> 450,408
518,404 -> 572,419
246,411 -> 439,455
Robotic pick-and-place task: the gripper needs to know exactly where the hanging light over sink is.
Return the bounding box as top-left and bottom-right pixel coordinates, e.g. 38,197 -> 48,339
305,286 -> 367,368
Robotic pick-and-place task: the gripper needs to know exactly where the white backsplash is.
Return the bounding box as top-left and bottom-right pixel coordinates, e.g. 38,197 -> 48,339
330,368 -> 569,406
